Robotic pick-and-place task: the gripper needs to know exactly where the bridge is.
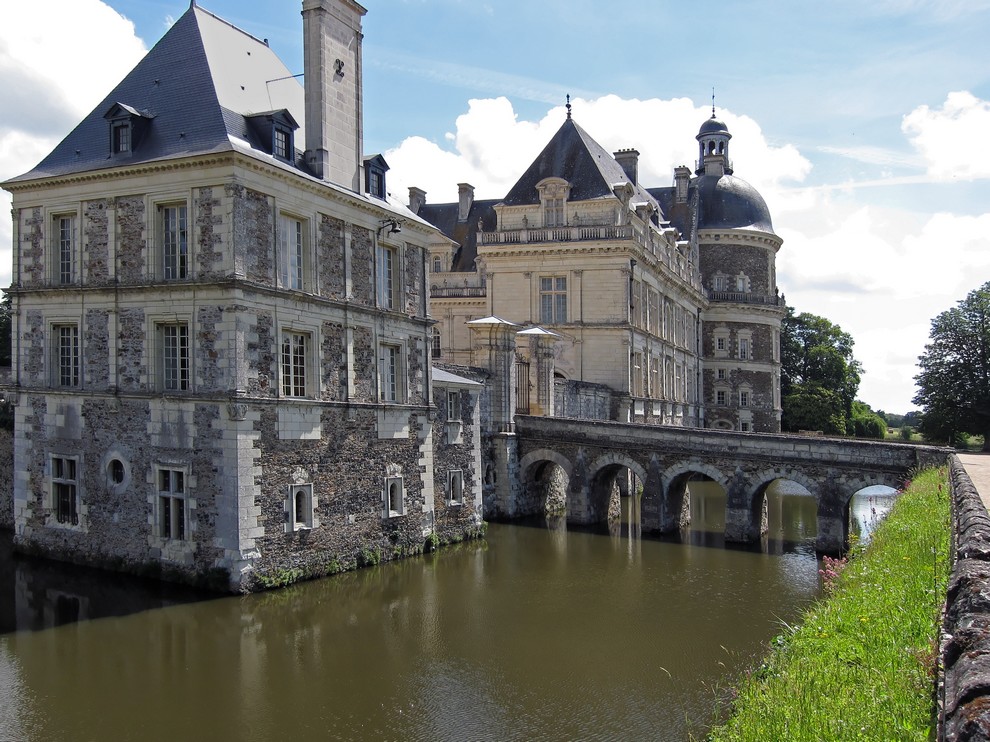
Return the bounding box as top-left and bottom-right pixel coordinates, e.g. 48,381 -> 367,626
489,416 -> 950,553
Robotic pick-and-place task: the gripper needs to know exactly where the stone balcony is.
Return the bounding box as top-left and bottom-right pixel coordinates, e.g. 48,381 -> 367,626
707,290 -> 784,306
479,223 -> 702,292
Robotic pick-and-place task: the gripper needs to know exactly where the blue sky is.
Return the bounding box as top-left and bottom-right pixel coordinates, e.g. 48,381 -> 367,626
2,0 -> 990,414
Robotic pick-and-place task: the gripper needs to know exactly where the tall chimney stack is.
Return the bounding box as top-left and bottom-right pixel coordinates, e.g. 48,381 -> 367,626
614,149 -> 640,186
302,0 -> 366,191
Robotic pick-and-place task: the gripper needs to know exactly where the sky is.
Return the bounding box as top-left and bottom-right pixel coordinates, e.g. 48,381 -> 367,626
2,0 -> 990,415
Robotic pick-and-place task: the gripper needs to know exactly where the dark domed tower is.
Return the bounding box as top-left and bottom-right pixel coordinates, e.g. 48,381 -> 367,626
691,113 -> 784,432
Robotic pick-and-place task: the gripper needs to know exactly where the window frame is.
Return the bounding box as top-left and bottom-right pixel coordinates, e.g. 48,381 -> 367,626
539,275 -> 567,324
280,328 -> 313,398
158,202 -> 189,281
376,242 -> 400,311
51,322 -> 80,388
50,454 -> 80,527
52,213 -> 77,285
278,212 -> 309,291
157,321 -> 191,393
385,476 -> 404,517
156,466 -> 189,541
379,342 -> 404,403
288,483 -> 315,531
448,469 -> 464,506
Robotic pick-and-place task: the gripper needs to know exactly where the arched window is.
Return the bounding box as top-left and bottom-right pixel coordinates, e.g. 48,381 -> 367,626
432,255 -> 442,273
294,489 -> 306,524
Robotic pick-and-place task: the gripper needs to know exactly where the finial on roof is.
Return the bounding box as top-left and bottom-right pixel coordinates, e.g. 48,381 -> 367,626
566,94 -> 572,120
189,0 -> 197,7
711,87 -> 716,118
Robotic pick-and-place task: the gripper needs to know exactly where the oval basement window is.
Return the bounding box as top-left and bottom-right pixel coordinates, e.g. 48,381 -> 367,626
109,459 -> 125,485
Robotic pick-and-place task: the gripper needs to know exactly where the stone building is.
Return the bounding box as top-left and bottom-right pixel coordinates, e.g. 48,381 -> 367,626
418,107 -> 784,432
1,1 -> 484,591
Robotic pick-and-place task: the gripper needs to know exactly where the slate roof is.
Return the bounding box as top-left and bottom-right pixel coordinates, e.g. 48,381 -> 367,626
418,199 -> 499,272
502,117 -> 659,209
648,173 -> 774,235
8,5 -> 307,183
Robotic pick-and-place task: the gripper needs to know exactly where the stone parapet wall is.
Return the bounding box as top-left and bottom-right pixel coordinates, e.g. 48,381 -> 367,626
940,457 -> 990,739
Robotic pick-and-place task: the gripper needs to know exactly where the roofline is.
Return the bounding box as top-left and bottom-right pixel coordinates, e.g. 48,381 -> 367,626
1,147 -> 439,236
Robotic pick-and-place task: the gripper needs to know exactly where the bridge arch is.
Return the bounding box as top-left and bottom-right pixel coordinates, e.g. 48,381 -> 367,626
517,447 -> 574,517
576,453 -> 651,526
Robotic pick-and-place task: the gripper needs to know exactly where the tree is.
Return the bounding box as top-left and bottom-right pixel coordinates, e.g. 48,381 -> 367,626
914,281 -> 990,450
781,307 -> 863,434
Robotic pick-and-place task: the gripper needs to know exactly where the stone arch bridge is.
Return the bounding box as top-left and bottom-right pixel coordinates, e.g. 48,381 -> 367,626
491,416 -> 950,553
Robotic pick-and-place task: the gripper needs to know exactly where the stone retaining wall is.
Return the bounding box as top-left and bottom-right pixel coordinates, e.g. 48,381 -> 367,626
0,429 -> 12,529
940,456 -> 990,739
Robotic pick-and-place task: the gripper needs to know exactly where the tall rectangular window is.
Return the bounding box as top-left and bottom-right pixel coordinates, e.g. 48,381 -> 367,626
281,331 -> 309,397
273,127 -> 290,160
112,122 -> 130,154
739,338 -> 750,360
158,468 -> 187,540
716,390 -> 726,406
448,470 -> 464,505
161,205 -> 188,280
55,215 -> 75,284
52,456 -> 79,525
539,276 -> 567,324
544,197 -> 564,227
160,323 -> 189,392
279,215 -> 304,290
53,324 -> 79,387
447,390 -> 460,420
377,244 -> 398,310
739,390 -> 750,407
385,476 -> 404,517
381,344 -> 402,402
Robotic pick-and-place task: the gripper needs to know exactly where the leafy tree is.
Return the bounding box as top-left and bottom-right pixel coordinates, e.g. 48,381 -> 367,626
850,400 -> 886,440
781,307 -> 863,434
914,281 -> 990,450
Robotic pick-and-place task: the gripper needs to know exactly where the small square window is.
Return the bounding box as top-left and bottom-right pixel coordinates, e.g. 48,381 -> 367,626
273,127 -> 291,161
716,368 -> 726,380
740,421 -> 751,432
716,337 -> 726,351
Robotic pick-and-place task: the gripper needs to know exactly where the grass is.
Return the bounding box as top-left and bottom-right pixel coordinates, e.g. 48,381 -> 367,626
707,467 -> 951,741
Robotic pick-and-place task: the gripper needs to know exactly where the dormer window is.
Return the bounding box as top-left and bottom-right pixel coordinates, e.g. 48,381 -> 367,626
536,177 -> 571,228
112,121 -> 130,154
363,154 -> 390,199
273,126 -> 290,160
104,102 -> 154,157
246,109 -> 298,164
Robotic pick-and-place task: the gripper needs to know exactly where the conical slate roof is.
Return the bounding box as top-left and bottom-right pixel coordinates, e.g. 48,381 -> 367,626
9,5 -> 306,182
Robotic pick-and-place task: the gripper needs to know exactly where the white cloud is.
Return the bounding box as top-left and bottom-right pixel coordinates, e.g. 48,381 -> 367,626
902,91 -> 990,180
386,94 -> 990,413
386,94 -> 811,204
0,0 -> 147,291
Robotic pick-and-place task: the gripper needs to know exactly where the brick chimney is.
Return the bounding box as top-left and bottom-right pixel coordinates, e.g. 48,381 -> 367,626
302,0 -> 366,191
457,183 -> 474,222
408,187 -> 426,215
614,149 -> 640,186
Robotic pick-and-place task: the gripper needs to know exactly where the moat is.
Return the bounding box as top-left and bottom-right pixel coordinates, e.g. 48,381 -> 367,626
0,484 -> 890,741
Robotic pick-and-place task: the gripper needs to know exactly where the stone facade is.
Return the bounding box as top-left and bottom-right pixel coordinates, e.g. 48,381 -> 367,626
419,113 -> 785,433
0,0 -> 485,592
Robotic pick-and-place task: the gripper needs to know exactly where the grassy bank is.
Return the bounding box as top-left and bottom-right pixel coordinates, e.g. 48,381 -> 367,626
707,467 -> 951,741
